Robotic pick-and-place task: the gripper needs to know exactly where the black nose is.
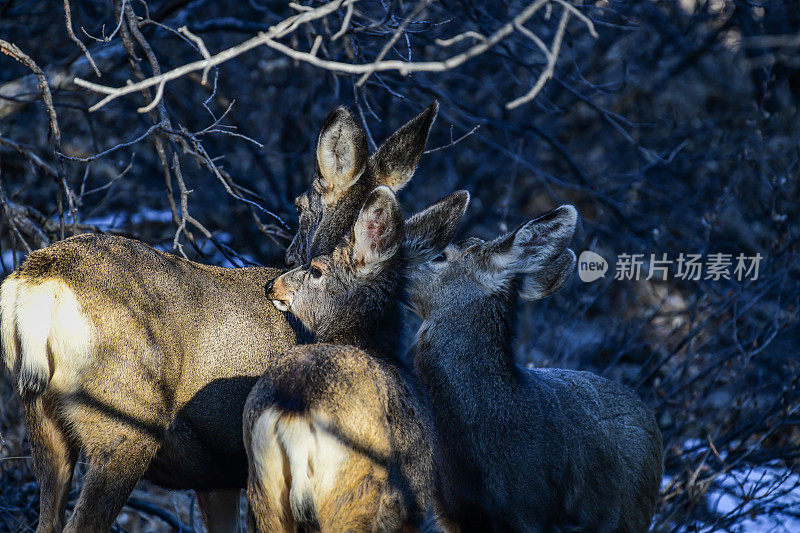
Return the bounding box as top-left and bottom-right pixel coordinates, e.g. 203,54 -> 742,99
265,279 -> 275,297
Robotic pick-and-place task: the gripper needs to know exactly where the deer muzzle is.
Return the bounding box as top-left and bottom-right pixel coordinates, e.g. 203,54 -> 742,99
266,275 -> 292,312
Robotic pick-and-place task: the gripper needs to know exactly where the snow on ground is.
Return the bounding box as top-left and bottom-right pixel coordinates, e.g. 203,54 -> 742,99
0,210 -> 256,273
81,207 -> 174,230
664,439 -> 800,532
705,463 -> 800,532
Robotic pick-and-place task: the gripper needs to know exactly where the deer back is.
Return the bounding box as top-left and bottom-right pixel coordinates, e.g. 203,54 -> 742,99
245,188 -> 469,532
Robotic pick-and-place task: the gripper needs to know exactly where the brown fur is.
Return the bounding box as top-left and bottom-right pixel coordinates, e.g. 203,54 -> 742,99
285,102 -> 438,267
245,189 -> 469,533
2,234 -> 296,532
1,103 -> 440,533
244,344 -> 430,533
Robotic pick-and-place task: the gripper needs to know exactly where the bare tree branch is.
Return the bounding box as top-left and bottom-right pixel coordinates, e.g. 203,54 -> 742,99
0,39 -> 76,237
506,5 -> 570,109
73,0 -> 595,112
63,0 -> 102,77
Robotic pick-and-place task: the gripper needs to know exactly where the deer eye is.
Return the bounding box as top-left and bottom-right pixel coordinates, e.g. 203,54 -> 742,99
309,265 -> 323,279
432,252 -> 447,263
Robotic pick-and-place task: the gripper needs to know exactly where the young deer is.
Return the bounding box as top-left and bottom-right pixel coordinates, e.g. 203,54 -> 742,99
407,206 -> 664,532
244,187 -> 470,532
0,103 -> 439,533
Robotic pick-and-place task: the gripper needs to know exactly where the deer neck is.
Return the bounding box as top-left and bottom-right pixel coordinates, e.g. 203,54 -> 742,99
315,269 -> 404,365
416,291 -> 518,386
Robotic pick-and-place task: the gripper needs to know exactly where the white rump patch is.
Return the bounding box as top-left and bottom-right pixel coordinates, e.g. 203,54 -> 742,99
1,276 -> 20,372
1,277 -> 95,392
251,409 -> 348,521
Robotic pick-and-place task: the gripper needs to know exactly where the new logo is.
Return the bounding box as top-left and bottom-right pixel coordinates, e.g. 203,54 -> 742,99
578,251 -> 608,282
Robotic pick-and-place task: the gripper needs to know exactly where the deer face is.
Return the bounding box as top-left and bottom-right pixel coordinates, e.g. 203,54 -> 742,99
271,188 -> 470,336
285,103 -> 439,267
408,205 -> 578,319
271,186 -> 403,334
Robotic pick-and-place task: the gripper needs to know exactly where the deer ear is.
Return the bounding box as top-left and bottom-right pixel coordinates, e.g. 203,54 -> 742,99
370,101 -> 438,191
316,107 -> 368,205
403,191 -> 469,264
486,205 -> 578,274
520,249 -> 575,300
351,186 -> 403,271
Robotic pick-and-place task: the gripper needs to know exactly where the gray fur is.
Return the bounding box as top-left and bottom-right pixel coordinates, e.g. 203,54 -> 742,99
519,249 -> 576,300
408,205 -> 664,532
403,190 -> 470,265
245,188 -> 468,532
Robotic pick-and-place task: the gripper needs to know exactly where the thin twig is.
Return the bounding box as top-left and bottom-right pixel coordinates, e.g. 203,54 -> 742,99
63,0 -> 101,76
506,5 -> 570,109
73,0 -> 587,112
0,38 -> 77,238
356,0 -> 430,86
332,1 -> 354,40
58,123 -> 161,162
423,124 -> 480,154
81,0 -> 127,43
75,0 -> 352,111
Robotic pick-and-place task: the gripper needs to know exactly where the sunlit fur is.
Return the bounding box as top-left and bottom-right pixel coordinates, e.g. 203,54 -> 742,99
0,104 -> 442,533
246,189 -> 469,533
245,344 -> 428,533
1,276 -> 95,397
408,206 -> 664,532
0,234 -> 301,533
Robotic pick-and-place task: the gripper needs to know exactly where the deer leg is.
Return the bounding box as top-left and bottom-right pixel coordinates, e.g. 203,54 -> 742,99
22,397 -> 78,533
62,429 -> 158,533
197,489 -> 242,533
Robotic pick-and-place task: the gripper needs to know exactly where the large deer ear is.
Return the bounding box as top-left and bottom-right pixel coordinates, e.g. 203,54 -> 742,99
316,107 -> 368,205
370,101 -> 438,191
520,249 -> 576,300
403,190 -> 469,264
351,186 -> 403,272
485,205 -> 578,274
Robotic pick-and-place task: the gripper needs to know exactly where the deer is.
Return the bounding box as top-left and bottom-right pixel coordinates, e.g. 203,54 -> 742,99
245,186 -> 470,532
0,102 -> 439,533
406,205 -> 664,532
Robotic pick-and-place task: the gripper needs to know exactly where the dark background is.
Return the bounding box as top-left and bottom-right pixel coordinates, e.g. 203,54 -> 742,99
1,0 -> 799,530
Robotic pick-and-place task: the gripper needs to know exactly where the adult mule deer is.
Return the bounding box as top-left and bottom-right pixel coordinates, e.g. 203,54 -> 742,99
407,206 -> 664,532
0,103 -> 439,533
245,187 -> 470,532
